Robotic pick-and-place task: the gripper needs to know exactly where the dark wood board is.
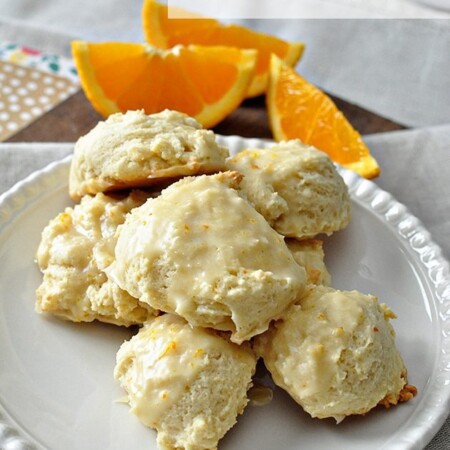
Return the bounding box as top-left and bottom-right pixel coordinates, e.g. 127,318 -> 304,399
6,89 -> 405,143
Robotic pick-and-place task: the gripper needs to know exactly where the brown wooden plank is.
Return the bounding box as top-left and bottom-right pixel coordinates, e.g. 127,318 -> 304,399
6,89 -> 405,143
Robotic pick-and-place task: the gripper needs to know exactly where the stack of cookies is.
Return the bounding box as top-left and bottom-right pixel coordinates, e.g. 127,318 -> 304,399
36,109 -> 416,450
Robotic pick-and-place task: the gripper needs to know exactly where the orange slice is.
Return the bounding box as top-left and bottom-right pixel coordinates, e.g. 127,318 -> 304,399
72,41 -> 257,128
142,0 -> 304,97
267,55 -> 380,178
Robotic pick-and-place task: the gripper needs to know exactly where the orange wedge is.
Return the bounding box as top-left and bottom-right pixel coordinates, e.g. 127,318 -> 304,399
72,41 -> 257,128
142,0 -> 304,97
267,55 -> 380,178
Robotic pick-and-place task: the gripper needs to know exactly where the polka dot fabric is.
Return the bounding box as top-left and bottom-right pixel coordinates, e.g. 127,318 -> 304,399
0,61 -> 78,140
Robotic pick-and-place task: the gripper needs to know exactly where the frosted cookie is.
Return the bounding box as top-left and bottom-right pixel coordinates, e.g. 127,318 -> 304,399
226,140 -> 351,239
109,172 -> 306,343
286,239 -> 331,285
36,192 -> 157,326
254,286 -> 416,422
69,109 -> 229,200
114,314 -> 256,450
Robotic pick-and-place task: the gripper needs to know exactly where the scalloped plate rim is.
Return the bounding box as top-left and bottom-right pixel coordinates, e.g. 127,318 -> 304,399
0,136 -> 449,450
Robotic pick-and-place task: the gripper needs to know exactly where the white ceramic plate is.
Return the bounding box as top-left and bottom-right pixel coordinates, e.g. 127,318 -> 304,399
0,136 -> 449,450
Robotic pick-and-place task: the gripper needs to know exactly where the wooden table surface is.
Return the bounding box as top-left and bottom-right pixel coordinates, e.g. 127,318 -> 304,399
6,89 -> 405,143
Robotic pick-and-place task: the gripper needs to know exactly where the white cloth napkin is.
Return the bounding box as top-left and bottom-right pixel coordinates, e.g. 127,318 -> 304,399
176,0 -> 450,19
257,18 -> 450,128
1,0 -> 450,128
0,143 -> 72,195
365,125 -> 450,262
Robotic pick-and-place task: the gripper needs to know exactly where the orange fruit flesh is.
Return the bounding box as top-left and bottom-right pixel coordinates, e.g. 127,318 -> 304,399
268,55 -> 380,178
143,0 -> 304,97
72,41 -> 257,128
161,24 -> 294,79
